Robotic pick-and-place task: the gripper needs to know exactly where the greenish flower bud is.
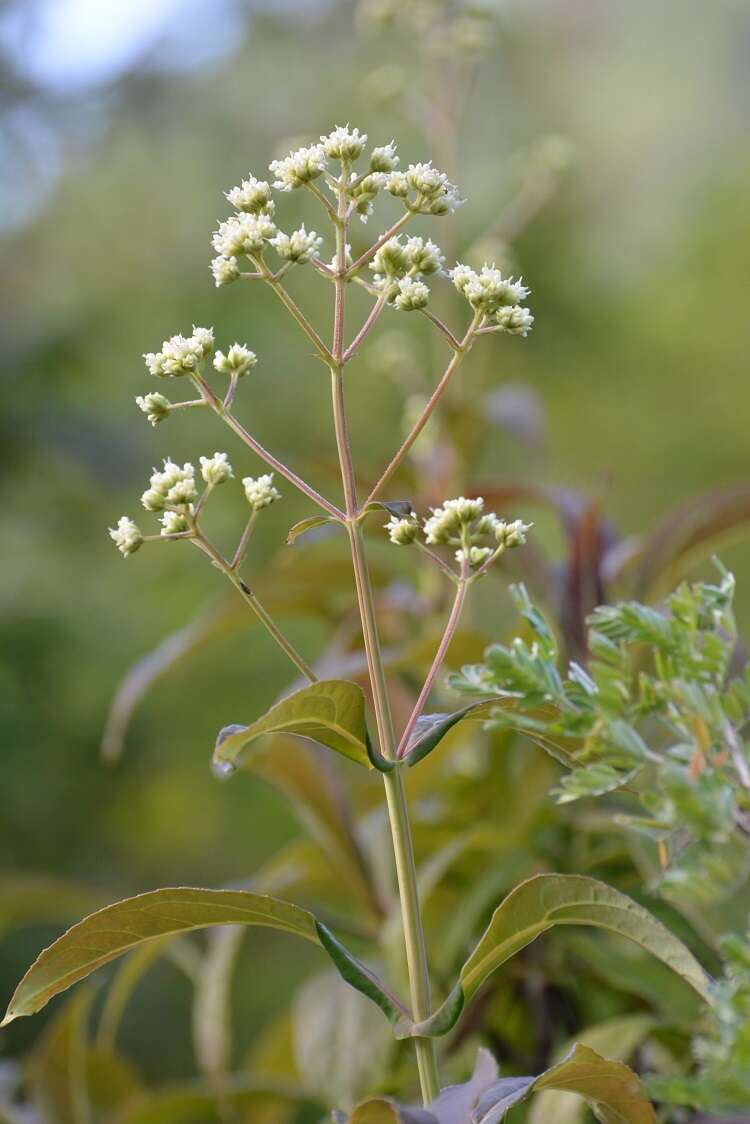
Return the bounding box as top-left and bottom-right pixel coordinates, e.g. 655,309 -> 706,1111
213,344 -> 257,378
270,224 -> 323,264
200,452 -> 233,486
144,326 -> 214,378
404,236 -> 444,276
109,516 -> 143,557
270,144 -> 327,191
160,511 -> 189,536
225,176 -> 274,215
243,473 -> 281,510
322,125 -> 367,161
495,305 -> 535,337
496,519 -> 532,547
392,277 -> 429,311
211,255 -> 240,287
456,546 -> 492,569
370,142 -> 399,173
371,236 -> 409,279
385,514 -> 419,545
135,392 -> 170,425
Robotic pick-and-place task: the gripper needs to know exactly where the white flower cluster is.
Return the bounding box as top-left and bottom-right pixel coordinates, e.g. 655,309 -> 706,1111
387,495 -> 531,572
141,460 -> 198,512
270,224 -> 323,264
213,343 -> 257,378
385,161 -> 463,217
212,212 -> 277,259
200,452 -> 234,486
109,516 -> 143,557
243,473 -> 281,510
225,176 -> 275,216
135,391 -> 171,425
450,263 -> 534,335
144,326 -> 214,377
322,124 -> 368,161
370,234 -> 445,310
269,144 -> 327,191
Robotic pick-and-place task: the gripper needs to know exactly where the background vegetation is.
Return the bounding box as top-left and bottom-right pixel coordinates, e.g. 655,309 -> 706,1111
2,0 -> 750,1116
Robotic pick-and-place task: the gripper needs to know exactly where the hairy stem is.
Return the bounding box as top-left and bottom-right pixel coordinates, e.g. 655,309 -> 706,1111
365,313 -> 480,505
397,578 -> 468,758
329,181 -> 440,1104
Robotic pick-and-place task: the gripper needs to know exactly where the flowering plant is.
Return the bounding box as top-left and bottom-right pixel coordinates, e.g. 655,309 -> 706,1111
2,127 -> 720,1121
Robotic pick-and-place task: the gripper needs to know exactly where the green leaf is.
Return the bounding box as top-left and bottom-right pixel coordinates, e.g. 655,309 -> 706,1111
348,1100 -> 435,1123
404,874 -> 710,1038
527,1016 -> 655,1124
114,1078 -> 315,1124
404,699 -> 576,769
213,680 -> 374,772
192,926 -> 244,1081
1,888 -> 402,1029
315,922 -> 410,1026
293,970 -> 392,1109
286,515 -> 338,545
360,500 -> 415,522
473,1044 -> 656,1124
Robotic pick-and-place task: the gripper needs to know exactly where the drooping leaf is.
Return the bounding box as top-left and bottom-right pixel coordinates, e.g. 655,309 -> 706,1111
286,515 -> 338,545
473,1045 -> 656,1124
402,874 -> 710,1038
315,922 -> 410,1026
1,888 -> 401,1028
213,680 -> 373,772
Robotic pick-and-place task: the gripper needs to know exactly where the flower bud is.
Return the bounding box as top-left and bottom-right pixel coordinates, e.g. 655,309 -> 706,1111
403,162 -> 463,216
144,326 -> 214,378
243,473 -> 281,510
213,343 -> 257,378
385,171 -> 409,198
143,460 -> 197,511
135,392 -> 170,425
456,546 -> 492,569
200,452 -> 233,486
225,176 -> 274,215
270,224 -> 323,264
211,255 -> 240,287
385,514 -> 419,545
160,511 -> 189,536
109,516 -> 143,557
370,236 -> 409,279
496,519 -> 532,547
393,277 -> 429,311
404,236 -> 444,276
370,142 -> 399,173
495,305 -> 535,337
322,125 -> 367,161
212,214 -> 277,259
269,144 -> 327,191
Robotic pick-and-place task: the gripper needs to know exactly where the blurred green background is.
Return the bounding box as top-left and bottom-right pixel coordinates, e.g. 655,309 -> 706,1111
2,0 -> 750,1087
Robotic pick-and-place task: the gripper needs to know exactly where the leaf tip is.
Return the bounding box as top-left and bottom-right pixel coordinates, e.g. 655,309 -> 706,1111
0,1010 -> 17,1028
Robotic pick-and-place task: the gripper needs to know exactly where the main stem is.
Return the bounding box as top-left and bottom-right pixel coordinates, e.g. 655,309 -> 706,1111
329,184 -> 440,1104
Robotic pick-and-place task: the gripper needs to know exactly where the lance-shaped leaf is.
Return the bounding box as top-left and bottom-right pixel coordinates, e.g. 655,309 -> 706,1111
360,500 -> 415,522
286,514 -> 339,545
403,699 -> 576,769
213,680 -> 373,772
398,874 -> 710,1038
0,888 -> 403,1028
473,1045 -> 656,1124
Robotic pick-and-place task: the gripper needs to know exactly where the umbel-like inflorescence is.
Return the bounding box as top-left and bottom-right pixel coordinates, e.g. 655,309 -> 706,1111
386,498 -> 531,577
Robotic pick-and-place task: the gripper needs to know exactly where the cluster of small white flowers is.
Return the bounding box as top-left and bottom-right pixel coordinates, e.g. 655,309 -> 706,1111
212,213 -> 277,259
200,452 -> 233,486
141,460 -> 197,512
270,224 -> 323,264
369,141 -> 399,173
213,343 -> 257,377
144,326 -> 214,378
388,496 -> 531,572
211,255 -> 240,287
393,277 -> 430,311
269,144 -> 327,191
348,140 -> 400,222
243,473 -> 281,510
450,263 -> 534,335
385,513 -> 420,545
386,161 -> 463,216
225,176 -> 275,216
109,516 -> 143,557
322,125 -> 367,161
160,511 -> 189,536
135,391 -> 171,425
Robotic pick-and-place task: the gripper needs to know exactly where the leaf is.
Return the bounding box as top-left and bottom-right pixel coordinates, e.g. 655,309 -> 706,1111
403,874 -> 710,1038
315,922 -> 409,1026
527,1016 -> 655,1124
293,970 -> 392,1109
360,500 -> 415,522
348,1100 -> 435,1123
114,1078 -> 314,1124
553,763 -> 640,804
429,1048 -> 499,1124
403,699 -> 576,769
1,888 -> 401,1029
473,1045 -> 656,1124
26,988 -> 94,1124
286,515 -> 338,545
192,926 -> 244,1081
212,680 -> 374,772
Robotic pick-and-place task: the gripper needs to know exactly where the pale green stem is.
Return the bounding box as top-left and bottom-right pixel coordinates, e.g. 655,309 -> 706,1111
329,178 -> 440,1104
